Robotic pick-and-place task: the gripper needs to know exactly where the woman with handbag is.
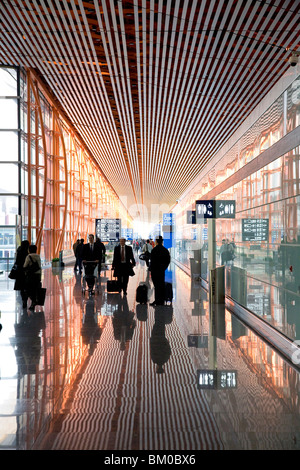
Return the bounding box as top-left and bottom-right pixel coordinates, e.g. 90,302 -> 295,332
141,239 -> 152,268
12,240 -> 30,308
23,244 -> 42,311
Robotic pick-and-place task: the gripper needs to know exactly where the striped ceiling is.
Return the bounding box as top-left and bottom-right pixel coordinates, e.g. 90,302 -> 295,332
1,0 -> 300,221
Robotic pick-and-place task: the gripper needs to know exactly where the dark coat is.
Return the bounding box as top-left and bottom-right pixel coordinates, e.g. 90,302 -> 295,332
150,244 -> 170,274
82,243 -> 102,262
75,241 -> 84,258
95,240 -> 106,262
112,244 -> 136,277
14,247 -> 29,291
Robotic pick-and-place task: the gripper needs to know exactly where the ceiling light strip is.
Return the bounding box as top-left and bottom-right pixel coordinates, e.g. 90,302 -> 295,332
152,0 -> 216,195
109,0 -> 142,197
70,0 -> 128,165
35,0 -> 123,174
117,0 -> 143,195
134,0 -> 146,190
149,0 -> 179,191
64,0 -> 126,169
146,0 -> 160,182
152,0 -> 200,189
162,1 -> 292,186
92,1 -> 136,186
100,0 -> 142,201
159,0 -> 246,183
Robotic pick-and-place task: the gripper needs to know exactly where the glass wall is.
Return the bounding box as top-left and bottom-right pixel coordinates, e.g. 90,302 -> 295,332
0,65 -> 130,266
0,67 -> 20,270
173,74 -> 300,343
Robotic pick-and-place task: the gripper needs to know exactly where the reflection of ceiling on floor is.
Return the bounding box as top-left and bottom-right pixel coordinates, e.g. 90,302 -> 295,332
1,0 -> 300,217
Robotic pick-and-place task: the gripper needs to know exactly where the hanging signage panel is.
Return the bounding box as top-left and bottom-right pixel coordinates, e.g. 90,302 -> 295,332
187,210 -> 196,224
121,228 -> 133,240
215,200 -> 236,218
196,200 -> 236,221
195,200 -> 215,221
163,213 -> 175,227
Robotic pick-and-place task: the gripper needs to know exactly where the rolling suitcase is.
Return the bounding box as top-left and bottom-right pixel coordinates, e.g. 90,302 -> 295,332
107,271 -> 120,293
165,282 -> 173,304
136,282 -> 148,304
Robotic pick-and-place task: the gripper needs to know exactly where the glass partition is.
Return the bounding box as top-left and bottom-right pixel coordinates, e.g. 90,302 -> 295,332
0,226 -> 16,271
0,67 -> 17,95
0,164 -> 19,193
0,131 -> 18,161
174,75 -> 300,342
0,65 -> 130,265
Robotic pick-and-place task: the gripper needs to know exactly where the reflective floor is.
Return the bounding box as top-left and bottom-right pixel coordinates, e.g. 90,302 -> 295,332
1,259 -> 300,451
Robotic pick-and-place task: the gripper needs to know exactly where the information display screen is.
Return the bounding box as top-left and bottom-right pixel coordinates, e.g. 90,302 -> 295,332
242,219 -> 269,241
95,218 -> 121,242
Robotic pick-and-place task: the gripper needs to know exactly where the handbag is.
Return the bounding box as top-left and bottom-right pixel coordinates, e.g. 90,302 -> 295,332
36,287 -> 47,306
8,263 -> 18,280
129,264 -> 135,277
139,252 -> 150,261
26,255 -> 40,275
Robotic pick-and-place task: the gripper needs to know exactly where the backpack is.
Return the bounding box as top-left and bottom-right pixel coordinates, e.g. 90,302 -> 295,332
26,255 -> 40,275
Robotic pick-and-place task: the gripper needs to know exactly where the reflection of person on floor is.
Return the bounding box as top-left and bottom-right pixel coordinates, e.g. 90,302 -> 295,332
112,296 -> 136,350
150,307 -> 172,374
81,297 -> 101,355
14,311 -> 45,375
73,272 -> 83,304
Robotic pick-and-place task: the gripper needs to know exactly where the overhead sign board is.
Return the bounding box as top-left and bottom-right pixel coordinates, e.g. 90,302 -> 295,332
196,200 -> 214,220
162,214 -> 174,246
196,200 -> 235,221
187,210 -> 196,224
163,213 -> 175,226
215,200 -> 235,218
95,218 -> 121,242
121,228 -> 133,240
242,219 -> 269,241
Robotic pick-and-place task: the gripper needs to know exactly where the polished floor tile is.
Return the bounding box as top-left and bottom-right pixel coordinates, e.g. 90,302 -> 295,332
0,260 -> 300,451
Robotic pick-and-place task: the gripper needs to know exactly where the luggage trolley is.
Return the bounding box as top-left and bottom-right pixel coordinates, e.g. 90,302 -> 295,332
82,261 -> 100,296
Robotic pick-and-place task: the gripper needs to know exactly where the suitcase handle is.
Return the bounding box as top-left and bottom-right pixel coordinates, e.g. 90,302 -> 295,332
110,267 -> 117,280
